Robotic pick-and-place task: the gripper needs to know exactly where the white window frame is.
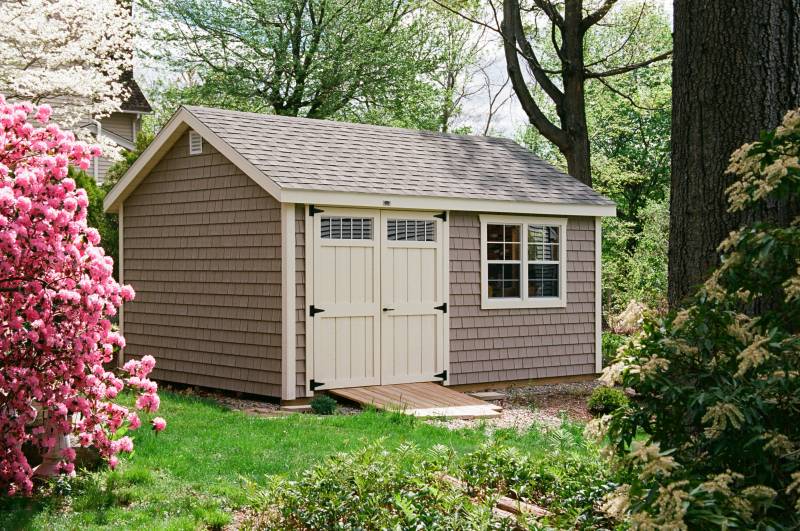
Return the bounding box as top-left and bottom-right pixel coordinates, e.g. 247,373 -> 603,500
479,215 -> 568,309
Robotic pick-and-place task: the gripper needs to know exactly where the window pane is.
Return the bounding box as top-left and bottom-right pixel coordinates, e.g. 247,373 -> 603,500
548,227 -> 559,243
504,242 -> 520,260
488,263 -> 504,280
487,224 -> 504,241
488,280 -> 504,298
487,243 -> 504,260
528,225 -> 559,244
503,281 -> 520,297
529,279 -> 559,297
505,225 -> 520,242
530,264 -> 559,280
529,244 -> 559,261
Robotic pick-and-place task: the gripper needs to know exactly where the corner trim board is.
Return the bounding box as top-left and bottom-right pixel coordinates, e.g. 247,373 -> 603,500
304,204 -> 315,397
281,203 -> 297,400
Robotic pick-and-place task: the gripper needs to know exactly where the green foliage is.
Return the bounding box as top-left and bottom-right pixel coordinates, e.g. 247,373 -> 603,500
309,394 -> 337,416
602,197 -> 670,315
587,387 -> 628,417
104,129 -> 155,188
140,0 -> 458,131
602,332 -> 627,367
598,109 -> 800,528
256,442 -> 502,529
70,169 -> 120,280
254,436 -> 617,530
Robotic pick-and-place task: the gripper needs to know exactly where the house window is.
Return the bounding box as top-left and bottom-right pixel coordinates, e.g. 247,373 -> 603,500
320,217 -> 373,240
480,216 -> 568,309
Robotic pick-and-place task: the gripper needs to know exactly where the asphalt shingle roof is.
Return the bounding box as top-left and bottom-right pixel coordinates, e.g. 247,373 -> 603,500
184,106 -> 613,206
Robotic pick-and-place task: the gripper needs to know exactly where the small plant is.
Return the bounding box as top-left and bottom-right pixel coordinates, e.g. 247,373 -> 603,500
587,386 -> 628,417
310,394 -> 337,415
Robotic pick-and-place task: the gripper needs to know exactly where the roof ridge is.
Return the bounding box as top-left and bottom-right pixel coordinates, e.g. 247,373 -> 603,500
182,105 -> 522,145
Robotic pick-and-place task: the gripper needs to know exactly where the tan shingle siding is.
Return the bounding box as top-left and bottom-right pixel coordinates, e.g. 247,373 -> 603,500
123,130 -> 282,396
448,212 -> 597,385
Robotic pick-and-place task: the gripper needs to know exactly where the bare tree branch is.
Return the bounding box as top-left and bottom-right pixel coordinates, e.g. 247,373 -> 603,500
585,50 -> 672,78
580,0 -> 617,31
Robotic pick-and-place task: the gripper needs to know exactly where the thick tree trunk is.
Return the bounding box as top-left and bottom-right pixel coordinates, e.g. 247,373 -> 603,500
669,0 -> 800,307
562,129 -> 591,186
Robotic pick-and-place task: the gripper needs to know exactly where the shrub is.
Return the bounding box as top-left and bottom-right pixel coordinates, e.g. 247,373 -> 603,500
251,443 -> 502,529
594,109 -> 800,528
0,98 -> 161,495
602,332 -> 627,366
587,387 -> 628,417
309,394 -> 337,415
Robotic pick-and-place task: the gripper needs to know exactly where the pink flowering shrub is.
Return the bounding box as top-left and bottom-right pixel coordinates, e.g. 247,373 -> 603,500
0,96 -> 161,496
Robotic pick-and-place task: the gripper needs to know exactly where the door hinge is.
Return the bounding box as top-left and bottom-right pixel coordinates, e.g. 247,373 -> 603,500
434,370 -> 447,381
434,302 -> 447,313
309,305 -> 325,317
434,211 -> 447,222
309,204 -> 324,216
310,379 -> 325,391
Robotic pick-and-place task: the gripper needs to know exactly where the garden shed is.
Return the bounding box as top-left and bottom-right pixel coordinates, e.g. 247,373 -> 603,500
103,106 -> 616,402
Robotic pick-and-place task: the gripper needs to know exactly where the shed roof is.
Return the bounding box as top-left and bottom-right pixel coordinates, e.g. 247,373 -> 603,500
104,105 -> 615,216
184,106 -> 612,206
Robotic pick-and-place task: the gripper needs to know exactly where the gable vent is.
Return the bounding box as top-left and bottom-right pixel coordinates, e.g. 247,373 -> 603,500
188,131 -> 203,155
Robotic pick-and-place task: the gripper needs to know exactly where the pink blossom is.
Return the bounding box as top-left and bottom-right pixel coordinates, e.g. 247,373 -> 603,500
151,417 -> 166,433
0,96 -> 162,496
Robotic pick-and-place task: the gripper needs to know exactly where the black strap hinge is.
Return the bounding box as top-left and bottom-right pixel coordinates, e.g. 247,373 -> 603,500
434,370 -> 447,381
309,305 -> 325,317
433,211 -> 447,221
310,379 -> 325,391
434,302 -> 447,313
309,205 -> 324,216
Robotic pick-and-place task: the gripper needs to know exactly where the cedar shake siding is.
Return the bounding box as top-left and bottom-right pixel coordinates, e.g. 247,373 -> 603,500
122,131 -> 283,396
449,212 -> 597,385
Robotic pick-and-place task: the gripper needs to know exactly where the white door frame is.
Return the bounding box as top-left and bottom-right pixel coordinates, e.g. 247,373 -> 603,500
305,206 -> 450,394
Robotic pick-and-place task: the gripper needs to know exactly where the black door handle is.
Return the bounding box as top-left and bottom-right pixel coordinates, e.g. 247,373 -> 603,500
383,307 -> 394,312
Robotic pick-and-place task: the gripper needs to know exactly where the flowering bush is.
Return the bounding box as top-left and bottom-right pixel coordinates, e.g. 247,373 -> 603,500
593,109 -> 800,528
0,96 -> 160,496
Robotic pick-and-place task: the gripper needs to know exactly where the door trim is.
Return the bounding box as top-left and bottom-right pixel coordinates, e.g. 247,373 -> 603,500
305,206 -> 450,393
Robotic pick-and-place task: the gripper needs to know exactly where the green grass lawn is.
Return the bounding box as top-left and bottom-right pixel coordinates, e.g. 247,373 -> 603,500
0,391 -> 596,530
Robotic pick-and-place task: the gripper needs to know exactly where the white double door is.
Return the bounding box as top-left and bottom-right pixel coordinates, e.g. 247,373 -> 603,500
311,208 -> 446,390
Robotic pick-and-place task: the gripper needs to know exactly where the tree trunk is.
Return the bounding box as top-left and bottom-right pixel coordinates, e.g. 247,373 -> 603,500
669,0 -> 800,307
562,130 -> 591,186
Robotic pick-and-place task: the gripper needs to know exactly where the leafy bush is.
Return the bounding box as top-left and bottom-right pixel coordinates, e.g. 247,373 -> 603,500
602,332 -> 627,366
250,443 -> 502,530
309,395 -> 337,415
587,387 -> 628,417
594,109 -> 800,528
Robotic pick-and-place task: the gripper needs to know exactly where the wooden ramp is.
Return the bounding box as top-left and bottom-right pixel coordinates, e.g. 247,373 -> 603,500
328,382 -> 502,418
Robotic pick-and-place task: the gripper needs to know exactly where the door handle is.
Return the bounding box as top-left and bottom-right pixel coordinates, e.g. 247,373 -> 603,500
382,307 -> 395,312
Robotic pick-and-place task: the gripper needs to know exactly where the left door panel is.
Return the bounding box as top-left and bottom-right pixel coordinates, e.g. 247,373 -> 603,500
311,208 -> 381,389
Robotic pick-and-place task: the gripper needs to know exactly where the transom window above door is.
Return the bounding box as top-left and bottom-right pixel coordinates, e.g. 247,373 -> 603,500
480,216 -> 568,309
320,216 -> 374,240
387,219 -> 436,242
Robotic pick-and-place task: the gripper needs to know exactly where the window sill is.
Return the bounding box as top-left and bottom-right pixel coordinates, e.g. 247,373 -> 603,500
480,297 -> 567,310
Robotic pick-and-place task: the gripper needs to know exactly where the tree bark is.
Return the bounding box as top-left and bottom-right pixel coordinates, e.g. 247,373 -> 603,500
669,0 -> 800,307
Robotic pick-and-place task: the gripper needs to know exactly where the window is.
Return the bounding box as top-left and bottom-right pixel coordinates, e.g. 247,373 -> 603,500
320,217 -> 373,240
188,131 -> 203,155
480,216 -> 567,309
387,219 -> 436,242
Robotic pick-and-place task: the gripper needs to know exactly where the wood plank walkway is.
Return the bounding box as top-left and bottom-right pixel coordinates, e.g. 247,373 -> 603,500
328,382 -> 502,418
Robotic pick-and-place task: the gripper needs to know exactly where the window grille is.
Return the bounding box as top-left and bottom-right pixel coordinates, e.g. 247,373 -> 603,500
387,219 -> 436,242
320,217 -> 373,240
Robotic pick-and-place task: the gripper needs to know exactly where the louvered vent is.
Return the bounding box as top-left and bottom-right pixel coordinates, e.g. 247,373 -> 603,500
188,131 -> 203,155
387,219 -> 436,242
320,217 -> 373,240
